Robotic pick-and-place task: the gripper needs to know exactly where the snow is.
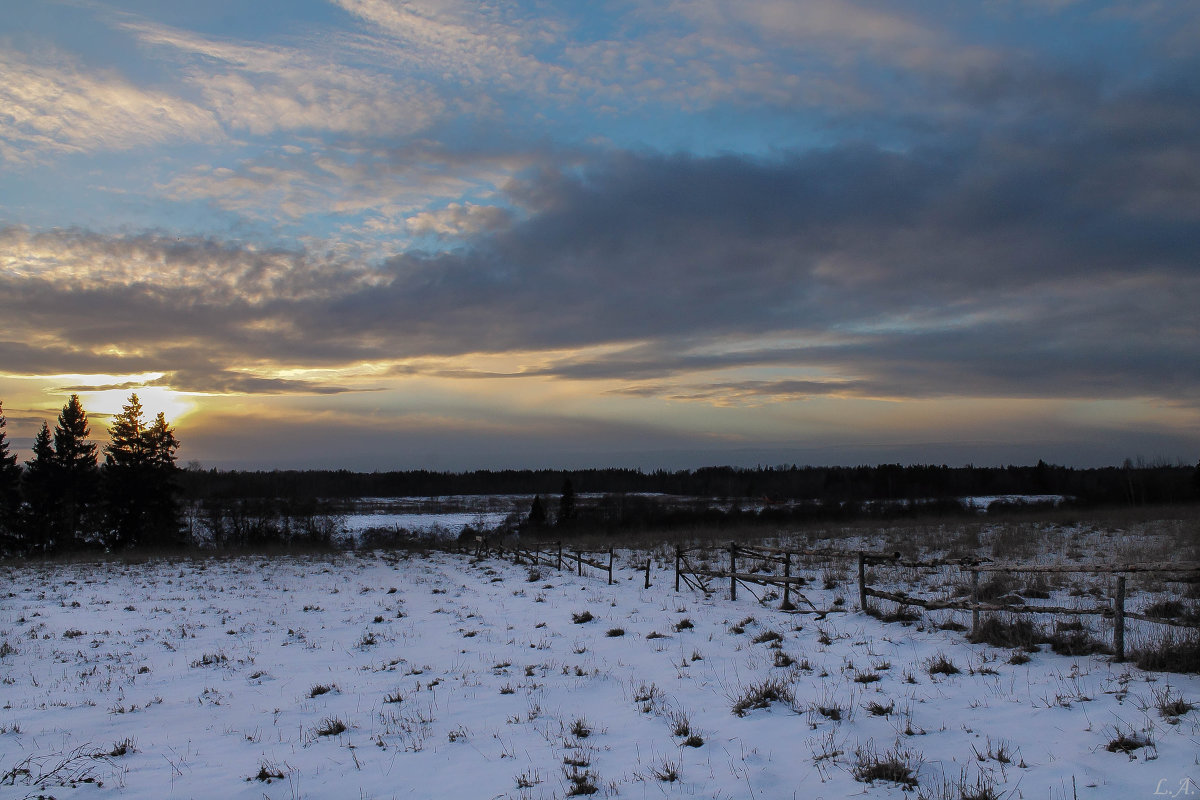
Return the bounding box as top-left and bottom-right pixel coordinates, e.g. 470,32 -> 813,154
340,512 -> 511,535
960,495 -> 1066,511
0,546 -> 1196,800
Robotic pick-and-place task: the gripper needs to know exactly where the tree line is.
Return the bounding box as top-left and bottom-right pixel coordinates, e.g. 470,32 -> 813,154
179,460 -> 1200,508
0,395 -> 180,554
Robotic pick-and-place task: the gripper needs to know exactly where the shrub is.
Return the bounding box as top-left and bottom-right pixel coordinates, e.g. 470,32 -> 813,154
927,653 -> 960,676
875,604 -> 921,623
969,616 -> 1039,649
1131,630 -> 1200,674
1046,620 -> 1108,657
1153,686 -> 1195,718
249,760 -> 286,783
190,652 -> 228,668
605,627 -> 625,637
731,678 -> 795,716
571,611 -> 594,624
1105,725 -> 1152,753
564,766 -> 599,796
852,742 -> 921,788
314,717 -> 347,737
865,700 -> 894,717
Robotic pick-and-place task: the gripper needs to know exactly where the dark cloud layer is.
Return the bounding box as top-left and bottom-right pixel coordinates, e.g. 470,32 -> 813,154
2,57 -> 1198,413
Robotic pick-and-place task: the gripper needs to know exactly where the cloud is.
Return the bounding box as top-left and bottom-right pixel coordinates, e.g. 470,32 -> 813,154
119,18 -> 441,137
160,141 -> 536,230
0,49 -> 219,164
2,51 -> 1199,411
406,203 -> 513,236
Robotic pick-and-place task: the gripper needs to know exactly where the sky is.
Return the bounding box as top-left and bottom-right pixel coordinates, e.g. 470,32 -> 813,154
1,0 -> 1199,472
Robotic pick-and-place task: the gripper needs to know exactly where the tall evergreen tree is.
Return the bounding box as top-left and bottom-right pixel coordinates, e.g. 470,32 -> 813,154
103,396 -> 182,548
53,394 -> 98,548
0,402 -> 21,546
102,394 -> 148,548
22,422 -> 58,552
144,409 -> 182,545
558,478 -> 576,526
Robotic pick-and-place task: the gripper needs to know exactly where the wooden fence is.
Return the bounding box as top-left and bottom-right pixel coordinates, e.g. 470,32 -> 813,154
674,543 -> 847,617
506,539 -> 652,588
674,542 -> 1200,661
467,537 -> 1199,662
859,553 -> 1200,662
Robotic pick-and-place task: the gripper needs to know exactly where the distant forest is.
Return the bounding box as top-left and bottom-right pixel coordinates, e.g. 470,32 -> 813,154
3,393 -> 1199,556
179,460 -> 1200,508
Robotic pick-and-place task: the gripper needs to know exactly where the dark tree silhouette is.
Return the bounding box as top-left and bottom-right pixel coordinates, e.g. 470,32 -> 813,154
52,394 -> 99,548
527,494 -> 546,528
144,410 -> 182,542
558,478 -> 576,526
103,395 -> 182,548
0,402 -> 21,546
22,422 -> 58,552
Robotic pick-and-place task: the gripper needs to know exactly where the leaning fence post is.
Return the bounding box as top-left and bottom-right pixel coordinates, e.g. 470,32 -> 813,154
557,541 -> 563,571
783,551 -> 792,609
858,552 -> 867,614
729,542 -> 737,601
645,557 -> 651,589
608,546 -> 614,586
675,547 -> 681,592
971,570 -> 980,639
1114,575 -> 1126,663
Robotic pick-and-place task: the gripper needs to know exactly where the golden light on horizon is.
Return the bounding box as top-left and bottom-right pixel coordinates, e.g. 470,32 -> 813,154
79,385 -> 197,425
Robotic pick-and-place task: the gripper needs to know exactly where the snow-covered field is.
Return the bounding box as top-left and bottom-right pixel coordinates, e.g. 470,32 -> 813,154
1,541 -> 1196,800
340,512 -> 511,536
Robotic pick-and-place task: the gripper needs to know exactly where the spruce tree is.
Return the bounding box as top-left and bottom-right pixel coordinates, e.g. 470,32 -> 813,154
0,402 -> 21,545
558,478 -> 576,526
145,410 -> 182,544
103,396 -> 182,548
23,422 -> 57,552
527,495 -> 546,528
53,394 -> 98,548
102,394 -> 148,548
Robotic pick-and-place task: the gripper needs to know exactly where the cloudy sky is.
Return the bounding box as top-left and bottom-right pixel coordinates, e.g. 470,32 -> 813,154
2,0 -> 1198,470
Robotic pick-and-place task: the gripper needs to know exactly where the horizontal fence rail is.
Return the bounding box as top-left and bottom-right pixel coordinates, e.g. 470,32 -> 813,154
856,553 -> 1200,662
462,537 -> 1200,664
671,543 -> 1200,661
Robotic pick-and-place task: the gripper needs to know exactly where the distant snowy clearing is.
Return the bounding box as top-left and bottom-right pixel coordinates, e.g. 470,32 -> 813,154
0,547 -> 1196,799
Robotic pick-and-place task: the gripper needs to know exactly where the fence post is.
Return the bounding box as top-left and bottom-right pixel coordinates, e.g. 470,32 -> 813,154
608,546 -> 614,586
858,552 -> 867,614
783,551 -> 791,609
970,570 -> 980,639
675,547 -> 681,592
645,558 -> 651,589
1114,575 -> 1126,663
557,541 -> 563,571
729,542 -> 737,601
577,551 -> 583,577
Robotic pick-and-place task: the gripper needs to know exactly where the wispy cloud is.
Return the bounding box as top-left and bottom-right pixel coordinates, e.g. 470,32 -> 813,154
0,49 -> 219,164
118,18 -> 442,137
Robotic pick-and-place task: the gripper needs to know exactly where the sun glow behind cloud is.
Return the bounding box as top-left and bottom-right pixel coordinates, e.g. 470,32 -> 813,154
79,385 -> 197,425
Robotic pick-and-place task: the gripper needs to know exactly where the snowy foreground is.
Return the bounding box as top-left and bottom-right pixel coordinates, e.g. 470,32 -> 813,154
1,549 -> 1197,800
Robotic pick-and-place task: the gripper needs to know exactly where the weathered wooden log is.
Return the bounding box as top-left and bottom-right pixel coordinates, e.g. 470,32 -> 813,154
864,587 -> 1115,617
